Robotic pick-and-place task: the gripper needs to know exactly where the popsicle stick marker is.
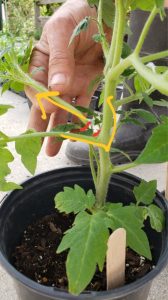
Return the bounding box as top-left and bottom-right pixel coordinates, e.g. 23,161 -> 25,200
106,228 -> 126,290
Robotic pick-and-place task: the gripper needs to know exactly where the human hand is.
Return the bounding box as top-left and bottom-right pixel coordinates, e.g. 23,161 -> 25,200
26,0 -> 105,156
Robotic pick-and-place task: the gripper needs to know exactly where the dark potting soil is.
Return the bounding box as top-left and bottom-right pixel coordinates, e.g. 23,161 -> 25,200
13,211 -> 153,291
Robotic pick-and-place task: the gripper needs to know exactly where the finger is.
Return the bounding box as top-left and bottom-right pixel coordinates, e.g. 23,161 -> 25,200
47,17 -> 76,94
28,105 -> 50,132
45,96 -> 71,156
25,49 -> 49,106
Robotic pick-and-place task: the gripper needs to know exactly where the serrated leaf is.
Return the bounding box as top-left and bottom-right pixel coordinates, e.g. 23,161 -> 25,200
57,211 -> 109,295
147,204 -> 165,232
0,147 -> 14,180
15,130 -> 41,174
55,185 -> 95,214
136,123 -> 168,163
132,109 -> 158,124
133,180 -> 157,205
0,180 -> 22,191
0,104 -> 14,116
69,17 -> 90,46
107,206 -> 152,260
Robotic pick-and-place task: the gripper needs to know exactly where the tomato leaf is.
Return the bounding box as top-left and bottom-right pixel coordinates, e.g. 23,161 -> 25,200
55,185 -> 95,214
106,205 -> 152,260
133,179 -> 157,205
136,123 -> 168,163
0,180 -> 22,191
15,130 -> 41,174
57,211 -> 109,295
146,204 -> 165,232
0,147 -> 14,181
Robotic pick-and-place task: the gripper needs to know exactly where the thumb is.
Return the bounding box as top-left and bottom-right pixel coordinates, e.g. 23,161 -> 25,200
47,18 -> 75,94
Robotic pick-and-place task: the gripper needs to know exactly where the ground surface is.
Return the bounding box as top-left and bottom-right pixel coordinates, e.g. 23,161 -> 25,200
0,89 -> 168,299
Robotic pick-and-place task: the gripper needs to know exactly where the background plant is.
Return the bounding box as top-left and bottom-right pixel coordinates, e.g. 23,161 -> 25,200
0,0 -> 168,296
3,0 -> 34,38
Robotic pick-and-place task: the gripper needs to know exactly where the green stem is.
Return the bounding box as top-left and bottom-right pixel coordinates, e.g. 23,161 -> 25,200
9,63 -> 88,125
134,7 -> 159,55
89,146 -> 97,187
97,0 -> 109,58
105,0 -> 126,72
115,87 -> 155,108
0,131 -> 100,144
142,50 -> 168,64
130,54 -> 168,96
112,162 -> 138,174
95,0 -> 126,207
111,0 -> 125,68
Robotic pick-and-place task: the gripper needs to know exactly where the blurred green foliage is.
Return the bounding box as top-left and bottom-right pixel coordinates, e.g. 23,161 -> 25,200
5,0 -> 34,38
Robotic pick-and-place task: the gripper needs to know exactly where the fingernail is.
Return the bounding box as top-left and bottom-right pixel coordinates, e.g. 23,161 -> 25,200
50,74 -> 67,86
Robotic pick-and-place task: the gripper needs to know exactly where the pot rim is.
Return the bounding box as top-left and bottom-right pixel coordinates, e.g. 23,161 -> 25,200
0,166 -> 168,300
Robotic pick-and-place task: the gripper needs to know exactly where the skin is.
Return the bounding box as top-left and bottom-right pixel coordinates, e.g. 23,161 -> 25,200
26,0 -> 105,156
26,0 -> 168,157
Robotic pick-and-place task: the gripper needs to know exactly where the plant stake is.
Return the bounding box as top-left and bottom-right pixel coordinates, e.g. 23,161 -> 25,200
106,228 -> 126,290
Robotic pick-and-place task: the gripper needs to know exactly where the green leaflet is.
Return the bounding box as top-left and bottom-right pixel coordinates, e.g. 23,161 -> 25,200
146,204 -> 165,232
0,180 -> 22,191
131,109 -> 158,124
131,0 -> 162,11
55,185 -> 95,214
101,0 -> 115,28
57,211 -> 109,295
106,205 -> 152,260
133,179 -> 157,205
0,104 -> 14,116
88,0 -> 115,28
0,147 -> 14,181
134,74 -> 151,93
69,17 -> 90,46
136,123 -> 168,163
15,130 -> 41,174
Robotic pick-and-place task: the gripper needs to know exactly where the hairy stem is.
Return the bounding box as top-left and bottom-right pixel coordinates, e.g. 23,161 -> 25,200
98,0 -> 109,58
95,0 -> 126,207
89,145 -> 97,187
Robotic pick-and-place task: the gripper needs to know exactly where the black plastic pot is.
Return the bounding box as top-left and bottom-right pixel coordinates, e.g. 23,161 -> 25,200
0,167 -> 168,300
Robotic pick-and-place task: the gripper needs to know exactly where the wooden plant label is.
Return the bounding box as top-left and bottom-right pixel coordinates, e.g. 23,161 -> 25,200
106,228 -> 126,290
